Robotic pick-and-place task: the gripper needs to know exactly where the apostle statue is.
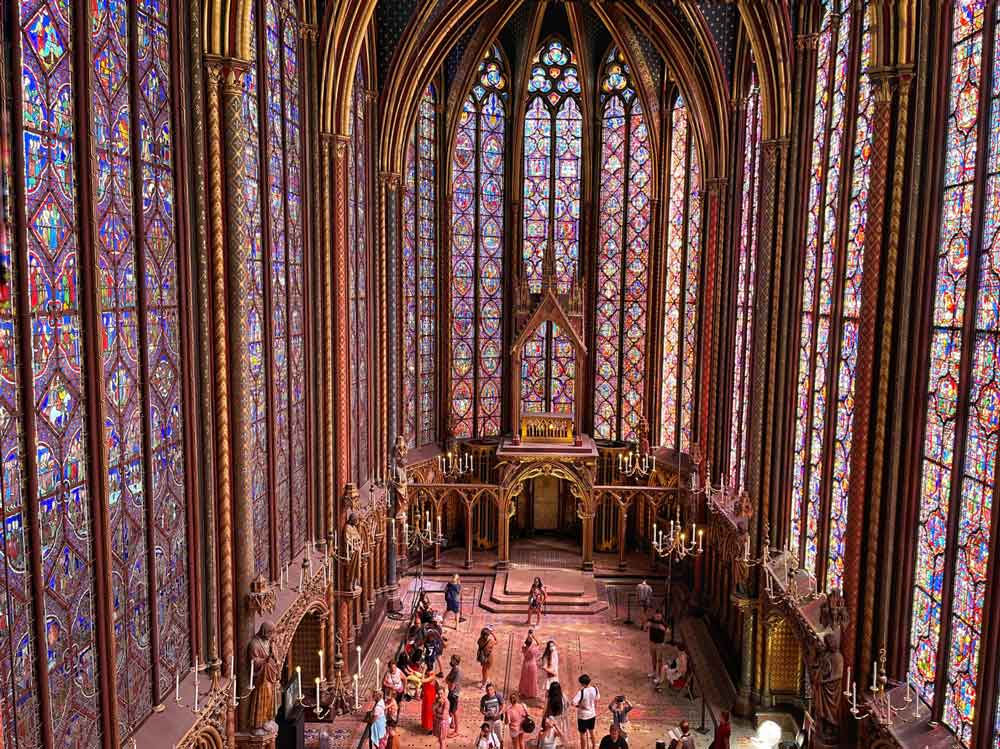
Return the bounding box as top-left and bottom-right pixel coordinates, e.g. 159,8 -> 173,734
809,631 -> 844,738
247,621 -> 281,733
343,510 -> 363,590
391,435 -> 409,492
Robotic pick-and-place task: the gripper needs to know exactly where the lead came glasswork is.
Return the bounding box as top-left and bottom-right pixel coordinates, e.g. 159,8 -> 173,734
660,96 -> 701,453
19,0 -> 101,743
449,46 -> 506,439
594,48 -> 650,442
402,85 -> 437,449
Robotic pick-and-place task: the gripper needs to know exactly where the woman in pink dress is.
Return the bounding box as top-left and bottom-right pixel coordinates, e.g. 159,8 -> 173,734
505,692 -> 530,749
432,690 -> 451,749
518,630 -> 540,700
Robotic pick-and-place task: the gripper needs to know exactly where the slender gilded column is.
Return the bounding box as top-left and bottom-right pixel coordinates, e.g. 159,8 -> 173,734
204,59 -> 234,706
842,68 -> 896,690
222,62 -> 256,732
580,514 -> 595,572
192,13 -> 220,687
465,504 -> 473,569
617,504 -> 628,571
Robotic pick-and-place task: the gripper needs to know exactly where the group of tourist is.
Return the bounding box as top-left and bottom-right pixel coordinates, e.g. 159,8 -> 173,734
364,574 -> 729,749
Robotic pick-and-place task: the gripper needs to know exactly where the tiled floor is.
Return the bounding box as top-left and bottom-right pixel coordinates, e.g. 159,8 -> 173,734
314,580 -> 761,748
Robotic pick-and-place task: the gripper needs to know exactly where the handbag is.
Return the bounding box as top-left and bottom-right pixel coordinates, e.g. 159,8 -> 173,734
521,716 -> 536,734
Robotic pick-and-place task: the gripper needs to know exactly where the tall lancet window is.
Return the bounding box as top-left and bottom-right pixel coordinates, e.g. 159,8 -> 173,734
660,95 -> 702,451
450,45 -> 507,439
520,38 -> 582,415
402,85 -> 438,448
348,60 -> 371,483
788,1 -> 873,593
728,70 -> 761,488
593,48 -> 652,441
909,3 -> 1000,745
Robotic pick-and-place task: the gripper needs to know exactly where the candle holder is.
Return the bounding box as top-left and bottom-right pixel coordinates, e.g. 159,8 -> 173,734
402,511 -> 446,585
651,508 -> 705,607
439,450 -> 473,479
844,648 -> 908,726
619,442 -> 654,478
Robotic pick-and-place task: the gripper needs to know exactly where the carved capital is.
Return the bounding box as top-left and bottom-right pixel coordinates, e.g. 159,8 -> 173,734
299,22 -> 318,42
379,172 -> 402,192
795,32 -> 820,51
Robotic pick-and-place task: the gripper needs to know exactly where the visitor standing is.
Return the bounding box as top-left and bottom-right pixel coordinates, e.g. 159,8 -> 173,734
519,630 -> 540,700
537,716 -> 565,749
527,577 -> 546,627
433,689 -> 451,749
445,574 -> 463,630
541,681 -> 569,738
475,722 -> 502,749
422,669 -> 439,733
369,690 -> 387,748
647,612 -> 667,678
668,720 -> 696,749
598,724 -> 628,749
385,696 -> 400,749
571,675 -> 600,749
710,710 -> 731,749
607,696 -> 632,739
635,580 -> 653,630
479,682 -> 505,745
505,692 -> 530,749
477,625 -> 499,687
541,641 -> 560,691
447,654 -> 463,738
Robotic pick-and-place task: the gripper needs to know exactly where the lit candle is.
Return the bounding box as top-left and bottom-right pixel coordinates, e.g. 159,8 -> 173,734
744,536 -> 750,560
437,515 -> 442,536
296,666 -> 303,699
846,666 -> 851,696
315,677 -> 321,711
356,645 -> 362,675
333,531 -> 338,554
353,674 -> 360,709
319,649 -> 325,682
232,669 -> 237,708
250,660 -> 255,690
873,660 -> 878,692
376,657 -> 381,684
175,672 -> 180,702
852,681 -> 857,707
653,522 -> 657,541
906,676 -> 911,702
698,528 -> 704,552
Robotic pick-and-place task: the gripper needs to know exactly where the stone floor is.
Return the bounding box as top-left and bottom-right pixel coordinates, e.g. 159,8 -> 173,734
313,574 -> 763,748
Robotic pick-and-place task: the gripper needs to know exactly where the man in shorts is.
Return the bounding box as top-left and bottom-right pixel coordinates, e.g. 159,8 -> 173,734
647,611 -> 667,677
636,580 -> 653,630
572,674 -> 600,749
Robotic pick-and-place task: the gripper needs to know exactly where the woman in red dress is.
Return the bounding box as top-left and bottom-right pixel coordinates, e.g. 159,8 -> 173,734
421,667 -> 438,733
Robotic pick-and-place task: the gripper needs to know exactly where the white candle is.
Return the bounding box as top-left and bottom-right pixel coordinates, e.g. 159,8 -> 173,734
698,529 -> 704,552
873,660 -> 878,692
353,674 -> 360,709
357,645 -> 362,675
296,666 -> 303,699
232,670 -> 237,707
906,677 -> 911,701
744,536 -> 750,560
333,530 -> 338,553
194,678 -> 199,712
175,672 -> 180,702
319,649 -> 325,682
315,677 -> 321,710
250,660 -> 255,690
846,665 -> 851,691
229,655 -> 234,681
437,515 -> 442,536
298,564 -> 304,590
853,681 -> 857,707
376,657 -> 381,679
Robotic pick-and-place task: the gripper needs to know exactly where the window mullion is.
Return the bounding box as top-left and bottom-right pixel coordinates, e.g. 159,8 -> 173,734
616,99 -> 632,442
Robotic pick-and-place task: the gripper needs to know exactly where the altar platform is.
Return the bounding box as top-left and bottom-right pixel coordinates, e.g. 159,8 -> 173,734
481,565 -> 608,615
497,434 -> 599,458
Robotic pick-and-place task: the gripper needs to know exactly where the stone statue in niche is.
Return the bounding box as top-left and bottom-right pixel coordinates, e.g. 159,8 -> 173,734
343,510 -> 363,590
247,621 -> 281,734
392,435 -> 409,493
808,631 -> 844,739
636,416 -> 650,457
734,491 -> 753,532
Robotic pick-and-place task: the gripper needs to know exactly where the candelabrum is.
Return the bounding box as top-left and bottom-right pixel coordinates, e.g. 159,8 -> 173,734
439,450 -> 473,479
401,510 -> 445,586
844,648 -> 918,726
652,507 -> 704,606
619,444 -> 654,478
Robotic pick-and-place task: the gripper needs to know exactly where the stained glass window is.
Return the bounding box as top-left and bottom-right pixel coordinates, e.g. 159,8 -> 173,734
0,15 -> 36,746
348,59 -> 371,483
245,0 -> 308,574
727,70 -> 761,489
910,3 -> 1000,745
402,84 -> 438,448
788,1 -> 872,593
7,0 -> 194,740
660,95 -> 702,452
517,38 -> 582,416
450,45 -> 507,439
594,48 -> 651,442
